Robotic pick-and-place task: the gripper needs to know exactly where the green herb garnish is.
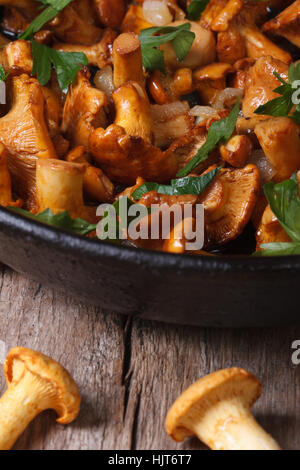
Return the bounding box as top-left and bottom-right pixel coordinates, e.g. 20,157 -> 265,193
99,197 -> 134,242
255,62 -> 300,124
18,0 -> 87,92
31,40 -> 88,92
0,65 -> 10,82
8,207 -> 97,236
256,174 -> 300,256
177,100 -> 240,177
20,0 -> 74,40
139,23 -> 195,73
187,0 -> 210,20
132,167 -> 220,200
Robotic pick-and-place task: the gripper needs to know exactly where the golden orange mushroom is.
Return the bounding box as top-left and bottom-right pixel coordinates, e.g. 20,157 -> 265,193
0,74 -> 57,205
0,347 -> 80,451
256,204 -> 291,250
166,368 -> 281,450
199,164 -> 260,247
112,32 -> 145,88
254,117 -> 300,182
61,70 -> 108,152
53,29 -> 117,69
193,62 -> 234,106
66,146 -> 114,203
219,134 -> 253,168
94,0 -> 126,29
0,144 -> 22,208
262,0 -> 300,49
36,159 -> 96,222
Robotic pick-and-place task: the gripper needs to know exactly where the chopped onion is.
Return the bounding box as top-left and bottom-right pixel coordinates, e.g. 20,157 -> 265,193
189,106 -> 218,124
94,66 -> 114,98
249,150 -> 276,184
151,101 -> 189,121
143,0 -> 173,26
212,88 -> 244,110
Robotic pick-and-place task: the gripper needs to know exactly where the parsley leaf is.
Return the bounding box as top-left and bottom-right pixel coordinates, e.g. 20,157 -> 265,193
132,167 -> 220,200
255,174 -> 300,256
139,24 -> 195,73
187,0 -> 210,21
264,174 -> 300,243
0,65 -> 9,82
20,0 -> 74,40
256,242 -> 300,256
255,62 -> 300,124
177,100 -> 240,177
32,40 -> 88,92
8,207 -> 97,236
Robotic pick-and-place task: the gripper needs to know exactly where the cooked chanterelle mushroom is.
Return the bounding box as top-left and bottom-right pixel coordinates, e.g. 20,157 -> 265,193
166,368 -> 281,450
262,1 -> 300,49
0,0 -> 298,257
0,347 -> 80,451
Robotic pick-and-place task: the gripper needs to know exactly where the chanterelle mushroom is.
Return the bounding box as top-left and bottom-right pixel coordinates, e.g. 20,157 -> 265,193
94,0 -> 126,29
256,204 -> 291,250
61,70 -> 108,151
200,164 -> 260,247
54,28 -> 117,69
165,368 -> 281,450
0,0 -> 38,18
0,347 -> 80,451
0,74 -> 57,205
48,3 -> 102,45
0,143 -> 22,208
254,117 -> 300,182
242,56 -> 289,117
36,159 -> 97,222
262,0 -> 300,49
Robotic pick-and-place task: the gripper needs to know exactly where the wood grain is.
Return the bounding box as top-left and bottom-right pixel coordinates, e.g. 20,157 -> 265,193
0,265 -> 299,450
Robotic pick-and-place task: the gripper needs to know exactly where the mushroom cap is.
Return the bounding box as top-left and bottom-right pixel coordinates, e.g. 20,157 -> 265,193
4,347 -> 81,424
262,0 -> 300,48
200,164 -> 260,247
166,368 -> 261,442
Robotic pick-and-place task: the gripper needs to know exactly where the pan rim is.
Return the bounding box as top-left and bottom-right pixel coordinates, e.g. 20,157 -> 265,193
1,205 -> 300,274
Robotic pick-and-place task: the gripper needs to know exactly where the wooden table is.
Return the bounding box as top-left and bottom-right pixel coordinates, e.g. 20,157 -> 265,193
0,265 -> 299,450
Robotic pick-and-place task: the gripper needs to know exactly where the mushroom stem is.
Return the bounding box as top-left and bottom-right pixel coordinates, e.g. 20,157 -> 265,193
113,82 -> 153,143
113,32 -> 144,88
0,370 -> 51,450
190,402 -> 280,450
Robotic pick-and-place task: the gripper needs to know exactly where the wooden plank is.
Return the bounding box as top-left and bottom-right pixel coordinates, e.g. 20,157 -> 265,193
0,266 -> 299,450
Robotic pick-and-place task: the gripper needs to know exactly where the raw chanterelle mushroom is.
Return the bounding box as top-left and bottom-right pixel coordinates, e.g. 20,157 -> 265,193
0,347 -> 80,451
165,368 -> 281,451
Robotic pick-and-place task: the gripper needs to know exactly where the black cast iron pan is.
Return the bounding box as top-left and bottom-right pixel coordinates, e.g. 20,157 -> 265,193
0,7 -> 299,327
0,205 -> 299,328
